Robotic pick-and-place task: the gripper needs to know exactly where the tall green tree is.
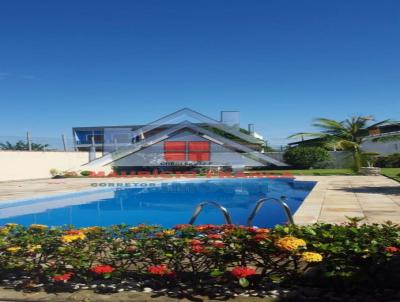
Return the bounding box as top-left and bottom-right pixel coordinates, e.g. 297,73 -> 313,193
0,140 -> 49,151
289,116 -> 392,171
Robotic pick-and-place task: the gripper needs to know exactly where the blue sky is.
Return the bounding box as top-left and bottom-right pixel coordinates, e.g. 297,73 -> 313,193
0,0 -> 399,146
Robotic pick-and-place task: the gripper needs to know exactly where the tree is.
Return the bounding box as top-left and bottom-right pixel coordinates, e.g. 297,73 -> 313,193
0,140 -> 49,151
284,146 -> 330,169
289,116 -> 392,172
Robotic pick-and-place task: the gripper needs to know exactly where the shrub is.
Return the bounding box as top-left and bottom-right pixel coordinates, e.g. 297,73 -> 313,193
49,168 -> 61,177
284,147 -> 330,169
80,170 -> 93,176
0,222 -> 399,293
64,171 -> 78,177
375,153 -> 400,168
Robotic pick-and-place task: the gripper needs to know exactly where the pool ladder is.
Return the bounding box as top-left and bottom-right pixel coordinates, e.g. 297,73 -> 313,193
188,196 -> 294,226
189,201 -> 233,225
247,196 -> 294,226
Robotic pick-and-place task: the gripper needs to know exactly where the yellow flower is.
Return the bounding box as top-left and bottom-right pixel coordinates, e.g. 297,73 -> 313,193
27,244 -> 42,253
275,236 -> 306,251
163,230 -> 175,236
301,252 -> 323,263
0,227 -> 10,236
5,223 -> 18,227
29,224 -> 48,230
6,246 -> 21,253
61,232 -> 86,243
129,227 -> 140,233
82,226 -> 102,233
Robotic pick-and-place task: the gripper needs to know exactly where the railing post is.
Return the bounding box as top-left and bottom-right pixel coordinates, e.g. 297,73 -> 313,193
26,131 -> 32,151
62,134 -> 67,152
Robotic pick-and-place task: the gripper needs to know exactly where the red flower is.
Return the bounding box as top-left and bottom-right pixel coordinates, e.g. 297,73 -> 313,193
231,267 -> 257,279
127,246 -> 137,253
245,227 -> 258,233
211,240 -> 225,248
385,246 -> 399,253
174,224 -> 192,230
90,265 -> 115,275
191,245 -> 206,253
194,224 -> 220,232
189,239 -> 202,245
207,234 -> 222,240
148,264 -> 173,276
52,272 -> 73,282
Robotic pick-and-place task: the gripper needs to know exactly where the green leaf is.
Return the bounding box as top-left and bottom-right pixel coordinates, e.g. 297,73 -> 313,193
283,227 -> 290,234
103,273 -> 111,279
210,269 -> 223,277
239,278 -> 249,288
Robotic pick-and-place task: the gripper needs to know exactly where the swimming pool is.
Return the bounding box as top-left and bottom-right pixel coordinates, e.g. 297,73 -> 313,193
0,178 -> 315,228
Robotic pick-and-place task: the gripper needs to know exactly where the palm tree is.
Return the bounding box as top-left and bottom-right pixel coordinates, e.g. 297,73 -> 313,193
289,116 -> 392,172
0,140 -> 49,151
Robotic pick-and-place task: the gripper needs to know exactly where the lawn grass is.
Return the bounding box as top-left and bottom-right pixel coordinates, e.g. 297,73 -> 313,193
248,168 -> 400,180
247,169 -> 356,176
381,168 -> 400,181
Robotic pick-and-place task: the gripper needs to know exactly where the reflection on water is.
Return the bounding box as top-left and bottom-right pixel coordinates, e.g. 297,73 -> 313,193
0,179 -> 315,228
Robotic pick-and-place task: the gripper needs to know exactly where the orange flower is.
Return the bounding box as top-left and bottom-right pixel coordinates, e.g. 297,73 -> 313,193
275,236 -> 306,251
253,233 -> 269,242
207,234 -> 222,240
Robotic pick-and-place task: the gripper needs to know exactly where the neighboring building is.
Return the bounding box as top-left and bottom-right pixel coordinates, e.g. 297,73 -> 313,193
288,123 -> 400,155
74,108 -> 287,171
361,124 -> 400,155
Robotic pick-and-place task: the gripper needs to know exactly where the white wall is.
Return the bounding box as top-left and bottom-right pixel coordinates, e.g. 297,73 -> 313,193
361,139 -> 400,155
0,151 -> 98,182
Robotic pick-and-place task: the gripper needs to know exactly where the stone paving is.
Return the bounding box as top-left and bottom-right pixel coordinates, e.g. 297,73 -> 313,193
0,176 -> 399,225
294,175 -> 400,224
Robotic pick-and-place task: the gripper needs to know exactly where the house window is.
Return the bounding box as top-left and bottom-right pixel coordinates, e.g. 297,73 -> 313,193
188,141 -> 210,161
87,134 -> 104,144
163,141 -> 211,162
164,141 -> 186,161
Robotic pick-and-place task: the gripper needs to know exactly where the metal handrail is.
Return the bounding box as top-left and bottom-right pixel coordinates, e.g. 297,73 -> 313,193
189,201 -> 233,225
247,196 -> 294,226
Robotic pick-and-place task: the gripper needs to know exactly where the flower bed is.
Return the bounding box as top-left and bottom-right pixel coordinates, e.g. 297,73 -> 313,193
0,221 -> 399,297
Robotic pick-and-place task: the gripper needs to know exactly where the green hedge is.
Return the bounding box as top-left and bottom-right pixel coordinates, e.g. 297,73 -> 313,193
284,147 -> 330,169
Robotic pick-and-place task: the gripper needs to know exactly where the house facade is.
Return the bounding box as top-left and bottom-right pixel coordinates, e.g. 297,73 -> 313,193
74,108 -> 287,171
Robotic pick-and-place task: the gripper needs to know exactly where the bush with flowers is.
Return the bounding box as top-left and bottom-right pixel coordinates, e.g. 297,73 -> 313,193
0,220 -> 399,294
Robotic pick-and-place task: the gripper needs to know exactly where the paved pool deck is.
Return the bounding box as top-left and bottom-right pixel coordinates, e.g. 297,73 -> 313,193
0,176 -> 399,225
294,175 -> 400,224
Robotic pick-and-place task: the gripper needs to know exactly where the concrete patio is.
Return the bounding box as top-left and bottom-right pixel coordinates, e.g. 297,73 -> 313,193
0,176 -> 399,225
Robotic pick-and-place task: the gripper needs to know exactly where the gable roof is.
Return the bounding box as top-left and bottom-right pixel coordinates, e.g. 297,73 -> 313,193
128,108 -> 262,145
82,120 -> 287,168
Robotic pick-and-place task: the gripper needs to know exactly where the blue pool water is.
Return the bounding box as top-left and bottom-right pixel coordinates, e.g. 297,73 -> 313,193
0,178 -> 315,228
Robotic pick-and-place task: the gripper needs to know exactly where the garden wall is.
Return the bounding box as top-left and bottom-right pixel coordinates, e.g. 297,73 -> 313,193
0,151 -> 101,182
